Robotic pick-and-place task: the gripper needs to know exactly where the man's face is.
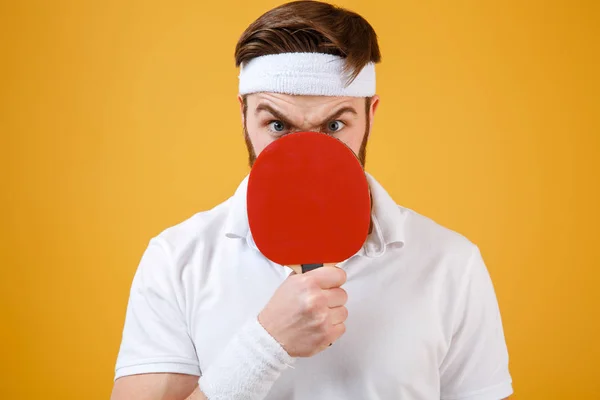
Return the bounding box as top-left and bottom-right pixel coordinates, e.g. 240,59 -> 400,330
240,93 -> 379,167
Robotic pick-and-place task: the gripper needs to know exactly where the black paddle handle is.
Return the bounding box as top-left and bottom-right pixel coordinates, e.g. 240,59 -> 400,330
301,263 -> 323,273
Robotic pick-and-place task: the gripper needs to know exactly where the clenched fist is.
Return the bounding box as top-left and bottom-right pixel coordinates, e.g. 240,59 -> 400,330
258,266 -> 348,357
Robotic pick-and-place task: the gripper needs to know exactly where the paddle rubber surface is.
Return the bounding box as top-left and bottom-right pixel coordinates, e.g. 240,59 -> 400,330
247,131 -> 371,267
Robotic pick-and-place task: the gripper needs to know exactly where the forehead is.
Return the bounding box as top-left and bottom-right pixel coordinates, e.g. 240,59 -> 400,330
246,93 -> 365,114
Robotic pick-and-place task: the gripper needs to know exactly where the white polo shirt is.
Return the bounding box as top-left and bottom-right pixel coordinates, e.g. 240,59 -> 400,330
115,173 -> 513,400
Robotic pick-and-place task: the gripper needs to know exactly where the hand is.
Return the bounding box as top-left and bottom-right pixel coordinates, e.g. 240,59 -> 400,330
258,266 -> 348,357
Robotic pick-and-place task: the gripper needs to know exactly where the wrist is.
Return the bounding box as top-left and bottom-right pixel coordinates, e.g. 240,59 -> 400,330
199,317 -> 295,400
257,311 -> 287,355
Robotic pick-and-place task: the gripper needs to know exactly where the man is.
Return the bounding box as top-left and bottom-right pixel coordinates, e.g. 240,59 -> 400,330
112,1 -> 513,399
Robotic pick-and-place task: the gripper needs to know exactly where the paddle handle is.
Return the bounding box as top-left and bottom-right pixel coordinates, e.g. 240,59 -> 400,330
288,263 -> 336,274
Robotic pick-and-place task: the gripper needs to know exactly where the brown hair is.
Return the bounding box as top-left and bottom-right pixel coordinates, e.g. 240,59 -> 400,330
234,0 -> 381,83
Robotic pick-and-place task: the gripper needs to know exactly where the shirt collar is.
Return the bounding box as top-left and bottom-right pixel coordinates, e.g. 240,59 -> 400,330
223,175 -> 251,239
223,172 -> 406,257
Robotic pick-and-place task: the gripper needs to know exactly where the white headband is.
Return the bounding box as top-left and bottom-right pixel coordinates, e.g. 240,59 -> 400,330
238,52 -> 376,97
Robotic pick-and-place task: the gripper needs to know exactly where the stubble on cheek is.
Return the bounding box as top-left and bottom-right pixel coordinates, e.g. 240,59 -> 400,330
243,123 -> 257,168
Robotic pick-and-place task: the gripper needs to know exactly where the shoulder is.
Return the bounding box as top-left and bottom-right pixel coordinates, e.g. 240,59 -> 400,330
396,206 -> 484,286
158,199 -> 231,248
140,198 -> 233,275
400,206 -> 477,258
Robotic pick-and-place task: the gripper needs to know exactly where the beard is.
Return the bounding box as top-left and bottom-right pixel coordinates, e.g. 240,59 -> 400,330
243,98 -> 372,168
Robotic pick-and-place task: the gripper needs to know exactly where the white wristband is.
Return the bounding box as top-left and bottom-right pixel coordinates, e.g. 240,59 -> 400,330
198,317 -> 295,400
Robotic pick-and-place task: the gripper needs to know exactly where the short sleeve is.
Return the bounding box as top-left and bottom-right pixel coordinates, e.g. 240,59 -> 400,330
114,238 -> 200,380
440,246 -> 513,400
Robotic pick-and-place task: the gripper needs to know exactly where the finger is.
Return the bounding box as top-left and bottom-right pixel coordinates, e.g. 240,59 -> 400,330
323,287 -> 348,308
304,266 -> 347,289
329,306 -> 348,325
327,322 -> 346,344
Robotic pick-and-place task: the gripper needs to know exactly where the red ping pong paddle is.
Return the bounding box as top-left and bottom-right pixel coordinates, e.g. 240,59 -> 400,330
247,131 -> 371,274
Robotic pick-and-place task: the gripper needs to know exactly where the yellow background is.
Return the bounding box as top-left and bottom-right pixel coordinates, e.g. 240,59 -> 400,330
1,0 -> 598,398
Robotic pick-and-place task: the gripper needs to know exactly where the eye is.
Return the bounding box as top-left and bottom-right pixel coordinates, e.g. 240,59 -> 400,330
327,120 -> 346,133
268,120 -> 286,133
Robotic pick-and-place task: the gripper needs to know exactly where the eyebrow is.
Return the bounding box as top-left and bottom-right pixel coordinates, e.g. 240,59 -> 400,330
255,103 -> 358,129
